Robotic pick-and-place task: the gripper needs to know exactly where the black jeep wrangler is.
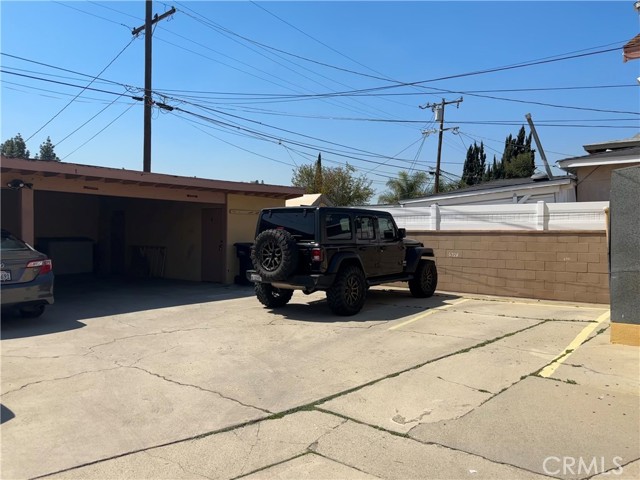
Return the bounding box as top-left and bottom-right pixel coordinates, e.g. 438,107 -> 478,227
247,207 -> 437,316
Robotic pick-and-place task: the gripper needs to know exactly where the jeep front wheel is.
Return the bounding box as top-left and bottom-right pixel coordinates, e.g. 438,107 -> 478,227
255,283 -> 294,308
327,265 -> 367,316
251,229 -> 298,281
409,259 -> 437,298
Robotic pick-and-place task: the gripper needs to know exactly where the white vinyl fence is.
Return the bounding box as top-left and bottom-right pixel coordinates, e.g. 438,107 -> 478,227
366,201 -> 609,231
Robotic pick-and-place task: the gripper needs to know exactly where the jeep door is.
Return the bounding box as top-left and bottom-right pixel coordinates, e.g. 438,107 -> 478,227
376,214 -> 405,275
355,215 -> 380,277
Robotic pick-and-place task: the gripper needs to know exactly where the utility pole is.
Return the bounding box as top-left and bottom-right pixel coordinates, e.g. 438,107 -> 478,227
132,2 -> 176,173
420,97 -> 463,193
525,113 -> 554,180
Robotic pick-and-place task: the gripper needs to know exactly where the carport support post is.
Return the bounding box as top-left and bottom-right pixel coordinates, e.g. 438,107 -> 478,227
18,187 -> 35,245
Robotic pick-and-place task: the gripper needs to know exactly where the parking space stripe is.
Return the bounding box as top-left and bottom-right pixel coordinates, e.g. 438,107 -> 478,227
538,310 -> 611,378
388,298 -> 471,331
489,300 -> 608,311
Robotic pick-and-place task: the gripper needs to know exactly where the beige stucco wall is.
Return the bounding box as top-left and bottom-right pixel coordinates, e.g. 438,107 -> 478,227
577,163 -> 640,201
225,194 -> 287,283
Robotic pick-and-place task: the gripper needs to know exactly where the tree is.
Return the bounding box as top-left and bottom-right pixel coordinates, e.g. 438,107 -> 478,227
313,153 -> 323,193
1,133 -> 30,158
378,170 -> 430,204
500,126 -> 534,179
505,152 -> 536,178
36,136 -> 60,161
461,142 -> 487,186
484,126 -> 535,180
292,162 -> 373,206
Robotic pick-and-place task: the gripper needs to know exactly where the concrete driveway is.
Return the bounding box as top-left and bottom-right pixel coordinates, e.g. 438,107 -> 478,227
1,278 -> 638,479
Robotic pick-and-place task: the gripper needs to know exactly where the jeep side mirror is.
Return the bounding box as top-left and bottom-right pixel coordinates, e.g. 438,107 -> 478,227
398,228 -> 406,239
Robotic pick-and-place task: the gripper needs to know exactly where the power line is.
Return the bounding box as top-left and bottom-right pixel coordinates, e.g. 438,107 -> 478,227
5,52 -> 636,118
169,3 -> 417,123
24,37 -> 137,142
6,67 -> 636,127
62,103 -> 137,160
52,1 -> 132,31
57,90 -> 132,145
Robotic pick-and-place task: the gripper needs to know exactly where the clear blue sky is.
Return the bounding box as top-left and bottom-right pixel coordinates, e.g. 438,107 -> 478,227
1,1 -> 638,200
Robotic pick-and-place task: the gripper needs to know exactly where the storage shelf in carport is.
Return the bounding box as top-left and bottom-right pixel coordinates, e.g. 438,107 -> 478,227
130,245 -> 166,278
36,237 -> 94,275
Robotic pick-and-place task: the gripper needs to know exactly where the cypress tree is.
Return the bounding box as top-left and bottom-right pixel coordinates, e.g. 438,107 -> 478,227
313,153 -> 323,193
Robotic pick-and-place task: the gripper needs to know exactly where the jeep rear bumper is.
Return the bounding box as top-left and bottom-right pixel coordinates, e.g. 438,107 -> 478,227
246,270 -> 335,292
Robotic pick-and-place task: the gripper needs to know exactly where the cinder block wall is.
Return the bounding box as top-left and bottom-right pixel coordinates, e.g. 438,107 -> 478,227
410,231 -> 609,304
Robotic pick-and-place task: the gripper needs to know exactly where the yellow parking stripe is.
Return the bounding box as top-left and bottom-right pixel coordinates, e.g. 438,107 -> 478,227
389,298 -> 471,331
539,310 -> 611,378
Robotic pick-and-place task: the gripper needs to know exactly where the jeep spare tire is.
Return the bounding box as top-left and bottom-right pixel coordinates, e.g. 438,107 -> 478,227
251,229 -> 298,281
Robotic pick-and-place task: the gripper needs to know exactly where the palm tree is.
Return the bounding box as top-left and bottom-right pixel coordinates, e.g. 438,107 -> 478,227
378,171 -> 430,204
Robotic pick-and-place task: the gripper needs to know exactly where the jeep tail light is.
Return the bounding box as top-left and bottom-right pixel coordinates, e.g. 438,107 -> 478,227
311,248 -> 323,262
26,259 -> 53,275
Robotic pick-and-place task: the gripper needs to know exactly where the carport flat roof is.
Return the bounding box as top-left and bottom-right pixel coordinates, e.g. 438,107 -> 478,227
0,156 -> 304,199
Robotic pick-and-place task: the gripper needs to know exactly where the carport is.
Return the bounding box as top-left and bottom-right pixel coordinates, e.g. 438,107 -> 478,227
0,156 -> 303,284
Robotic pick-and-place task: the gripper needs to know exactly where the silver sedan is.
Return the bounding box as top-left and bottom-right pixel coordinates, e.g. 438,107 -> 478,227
1,229 -> 54,318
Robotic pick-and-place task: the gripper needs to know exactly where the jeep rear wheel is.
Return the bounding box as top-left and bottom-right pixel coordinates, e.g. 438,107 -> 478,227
255,283 -> 294,308
251,229 -> 298,281
327,265 -> 366,316
409,259 -> 437,298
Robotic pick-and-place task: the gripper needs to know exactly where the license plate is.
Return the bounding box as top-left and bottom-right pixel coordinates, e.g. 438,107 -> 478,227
250,273 -> 262,282
0,270 -> 11,282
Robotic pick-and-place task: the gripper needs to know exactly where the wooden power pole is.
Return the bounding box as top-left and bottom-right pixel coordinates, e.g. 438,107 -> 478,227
420,97 -> 463,193
132,2 -> 176,173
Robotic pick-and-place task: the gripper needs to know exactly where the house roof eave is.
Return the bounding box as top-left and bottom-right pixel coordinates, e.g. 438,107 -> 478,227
0,156 -> 304,199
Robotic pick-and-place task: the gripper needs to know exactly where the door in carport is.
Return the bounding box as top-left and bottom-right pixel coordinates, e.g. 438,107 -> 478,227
202,208 -> 226,283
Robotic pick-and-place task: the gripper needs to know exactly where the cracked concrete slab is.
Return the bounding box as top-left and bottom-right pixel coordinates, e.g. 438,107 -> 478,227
88,314 -> 484,414
550,330 -> 640,395
1,281 -> 627,480
591,459 -> 640,479
313,420 -> 548,479
410,376 -> 640,480
44,411 -> 344,480
321,321 -> 590,433
243,453 -> 381,479
452,298 -> 608,322
387,309 -> 540,341
321,373 -> 491,434
1,367 -> 266,479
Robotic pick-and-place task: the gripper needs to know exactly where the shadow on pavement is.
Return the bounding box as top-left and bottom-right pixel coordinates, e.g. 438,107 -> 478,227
272,289 -> 460,323
1,274 -> 255,340
0,404 -> 15,424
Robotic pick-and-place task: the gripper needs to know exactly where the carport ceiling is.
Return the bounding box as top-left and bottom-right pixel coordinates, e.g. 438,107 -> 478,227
0,156 -> 304,200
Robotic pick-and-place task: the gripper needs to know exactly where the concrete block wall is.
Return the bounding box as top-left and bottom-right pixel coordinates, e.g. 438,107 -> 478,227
410,231 -> 609,304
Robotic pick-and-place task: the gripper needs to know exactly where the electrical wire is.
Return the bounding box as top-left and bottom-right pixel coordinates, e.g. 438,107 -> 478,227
62,102 -> 137,160
167,3 -> 418,122
57,90 -> 132,146
52,1 -> 132,31
24,36 -> 137,142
